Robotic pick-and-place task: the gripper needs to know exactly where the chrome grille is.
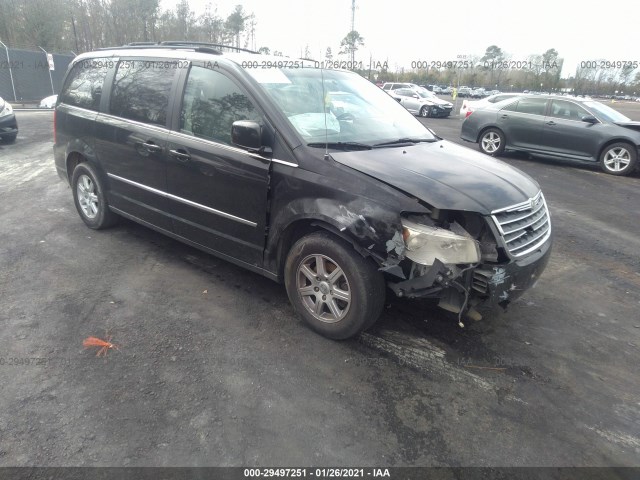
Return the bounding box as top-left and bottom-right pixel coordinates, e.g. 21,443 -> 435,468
491,192 -> 551,257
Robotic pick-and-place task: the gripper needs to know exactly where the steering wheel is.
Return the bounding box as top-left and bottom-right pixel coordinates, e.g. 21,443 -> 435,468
336,112 -> 355,122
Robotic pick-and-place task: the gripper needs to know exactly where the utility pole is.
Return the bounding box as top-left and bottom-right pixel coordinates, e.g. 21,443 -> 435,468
350,0 -> 356,65
351,0 -> 355,33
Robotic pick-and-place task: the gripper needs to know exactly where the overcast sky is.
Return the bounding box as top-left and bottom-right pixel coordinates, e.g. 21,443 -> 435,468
162,0 -> 637,78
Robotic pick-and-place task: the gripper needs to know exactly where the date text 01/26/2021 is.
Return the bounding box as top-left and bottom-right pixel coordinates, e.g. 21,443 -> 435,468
243,468 -> 391,478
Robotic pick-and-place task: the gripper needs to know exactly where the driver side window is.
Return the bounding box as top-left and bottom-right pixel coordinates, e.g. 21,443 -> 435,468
180,66 -> 262,145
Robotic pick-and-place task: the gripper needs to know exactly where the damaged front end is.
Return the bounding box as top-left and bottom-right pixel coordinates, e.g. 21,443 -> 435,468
385,197 -> 552,323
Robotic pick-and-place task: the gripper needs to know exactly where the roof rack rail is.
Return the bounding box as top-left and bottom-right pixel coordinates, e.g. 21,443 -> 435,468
96,41 -> 258,55
158,41 -> 259,54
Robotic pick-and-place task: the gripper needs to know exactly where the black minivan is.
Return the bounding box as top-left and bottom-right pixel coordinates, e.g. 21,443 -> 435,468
54,43 -> 552,339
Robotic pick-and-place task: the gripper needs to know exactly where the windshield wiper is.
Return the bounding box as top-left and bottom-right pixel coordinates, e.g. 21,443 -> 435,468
373,138 -> 438,148
307,141 -> 372,150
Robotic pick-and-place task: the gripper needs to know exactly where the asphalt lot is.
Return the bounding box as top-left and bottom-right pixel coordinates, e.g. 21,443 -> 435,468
0,105 -> 639,467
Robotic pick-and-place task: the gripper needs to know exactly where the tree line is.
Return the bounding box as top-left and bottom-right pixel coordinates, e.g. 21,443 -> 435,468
374,45 -> 640,95
0,0 -> 257,52
1,3 -> 637,95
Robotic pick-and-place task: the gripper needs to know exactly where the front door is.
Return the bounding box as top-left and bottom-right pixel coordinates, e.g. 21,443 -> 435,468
542,99 -> 600,159
165,64 -> 271,267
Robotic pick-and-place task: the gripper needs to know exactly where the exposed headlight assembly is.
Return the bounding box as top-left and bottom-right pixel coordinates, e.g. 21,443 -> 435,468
0,100 -> 13,118
401,218 -> 480,266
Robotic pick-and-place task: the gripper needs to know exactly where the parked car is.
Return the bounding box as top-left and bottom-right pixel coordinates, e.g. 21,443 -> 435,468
0,96 -> 18,143
441,86 -> 453,95
461,95 -> 640,176
457,86 -> 472,97
382,82 -> 421,91
470,88 -> 487,99
54,43 -> 552,339
388,87 -> 453,117
39,94 -> 58,109
459,93 -> 522,117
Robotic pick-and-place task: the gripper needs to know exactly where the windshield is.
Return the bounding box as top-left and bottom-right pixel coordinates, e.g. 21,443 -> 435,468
248,67 -> 435,146
584,101 -> 631,123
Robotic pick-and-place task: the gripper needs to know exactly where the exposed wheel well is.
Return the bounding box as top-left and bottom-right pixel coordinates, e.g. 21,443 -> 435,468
275,219 -> 375,280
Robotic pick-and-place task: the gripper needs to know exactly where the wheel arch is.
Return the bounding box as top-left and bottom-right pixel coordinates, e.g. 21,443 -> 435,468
477,125 -> 504,143
273,217 -> 379,282
65,151 -> 86,183
597,138 -> 637,160
64,144 -> 109,189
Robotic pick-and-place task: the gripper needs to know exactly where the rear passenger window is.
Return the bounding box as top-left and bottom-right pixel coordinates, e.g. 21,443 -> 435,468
110,60 -> 176,127
180,66 -> 261,145
513,98 -> 547,116
59,58 -> 111,111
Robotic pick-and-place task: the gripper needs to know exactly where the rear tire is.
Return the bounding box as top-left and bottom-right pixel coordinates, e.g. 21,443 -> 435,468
599,142 -> 637,176
284,232 -> 386,339
71,162 -> 118,229
479,128 -> 506,156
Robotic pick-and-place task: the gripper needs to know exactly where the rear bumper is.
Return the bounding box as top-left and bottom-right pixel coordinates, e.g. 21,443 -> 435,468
53,144 -> 68,182
459,121 -> 477,143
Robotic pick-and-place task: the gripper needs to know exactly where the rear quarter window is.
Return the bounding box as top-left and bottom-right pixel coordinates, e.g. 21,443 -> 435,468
502,98 -> 547,115
109,60 -> 177,127
59,58 -> 112,111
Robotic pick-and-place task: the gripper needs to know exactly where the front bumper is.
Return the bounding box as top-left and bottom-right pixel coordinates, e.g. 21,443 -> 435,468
431,106 -> 452,118
474,238 -> 552,307
0,113 -> 18,138
389,236 -> 552,309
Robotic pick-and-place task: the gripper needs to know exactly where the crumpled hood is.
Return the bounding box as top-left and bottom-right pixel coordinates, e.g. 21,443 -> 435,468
331,140 -> 540,215
424,96 -> 452,107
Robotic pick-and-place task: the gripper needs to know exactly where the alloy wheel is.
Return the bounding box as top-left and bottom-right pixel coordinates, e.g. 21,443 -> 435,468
482,132 -> 501,153
76,174 -> 99,219
603,147 -> 631,172
296,254 -> 351,323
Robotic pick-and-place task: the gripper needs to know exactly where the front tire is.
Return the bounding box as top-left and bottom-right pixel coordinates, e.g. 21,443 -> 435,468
479,128 -> 506,156
71,162 -> 118,229
284,232 -> 386,340
419,106 -> 430,118
2,133 -> 17,143
599,142 -> 637,176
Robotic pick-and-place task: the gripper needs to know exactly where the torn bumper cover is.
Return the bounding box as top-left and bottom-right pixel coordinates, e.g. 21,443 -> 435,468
388,238 -> 551,309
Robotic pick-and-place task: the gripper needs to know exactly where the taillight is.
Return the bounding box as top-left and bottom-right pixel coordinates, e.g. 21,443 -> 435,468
53,109 -> 57,144
465,110 -> 473,118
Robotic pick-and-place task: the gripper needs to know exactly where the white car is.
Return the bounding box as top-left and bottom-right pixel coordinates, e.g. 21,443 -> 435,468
388,87 -> 453,117
39,95 -> 58,109
459,93 -> 521,117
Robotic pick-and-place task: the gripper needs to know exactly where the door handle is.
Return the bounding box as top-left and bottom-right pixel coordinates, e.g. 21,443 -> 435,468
142,142 -> 162,153
500,114 -> 508,119
545,121 -> 556,126
169,149 -> 191,162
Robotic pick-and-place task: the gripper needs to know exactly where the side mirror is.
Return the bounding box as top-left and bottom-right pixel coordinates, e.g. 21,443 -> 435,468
232,120 -> 262,150
581,115 -> 598,124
